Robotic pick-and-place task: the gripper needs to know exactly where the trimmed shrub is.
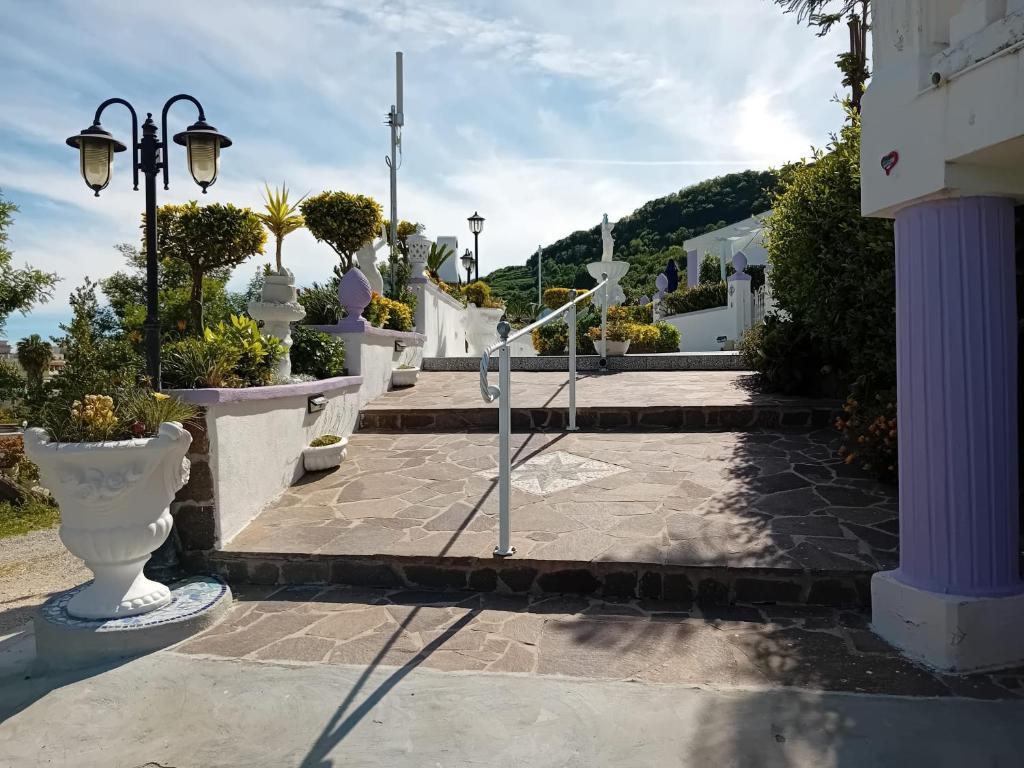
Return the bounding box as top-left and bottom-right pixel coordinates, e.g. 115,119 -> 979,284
660,282 -> 727,316
532,322 -> 568,355
365,292 -> 414,332
465,281 -> 492,307
835,378 -> 897,484
543,287 -> 591,311
290,326 -> 346,379
653,322 -> 680,352
607,305 -> 652,324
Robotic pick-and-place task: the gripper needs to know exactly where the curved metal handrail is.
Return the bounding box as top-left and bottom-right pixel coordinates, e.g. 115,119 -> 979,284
479,277 -> 608,403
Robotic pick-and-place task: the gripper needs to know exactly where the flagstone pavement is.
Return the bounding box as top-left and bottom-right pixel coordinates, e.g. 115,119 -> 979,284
228,429 -> 898,572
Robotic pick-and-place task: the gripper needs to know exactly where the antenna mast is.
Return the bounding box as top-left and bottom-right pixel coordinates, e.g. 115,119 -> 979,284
386,51 -> 404,294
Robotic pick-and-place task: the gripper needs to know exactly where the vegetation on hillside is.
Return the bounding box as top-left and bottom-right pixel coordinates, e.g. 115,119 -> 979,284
484,170 -> 777,307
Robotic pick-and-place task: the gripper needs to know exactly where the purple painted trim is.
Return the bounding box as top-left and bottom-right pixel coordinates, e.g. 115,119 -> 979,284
168,375 -> 362,405
894,196 -> 1021,597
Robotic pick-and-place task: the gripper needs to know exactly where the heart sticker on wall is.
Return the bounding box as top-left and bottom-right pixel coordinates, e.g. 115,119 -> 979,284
881,151 -> 899,176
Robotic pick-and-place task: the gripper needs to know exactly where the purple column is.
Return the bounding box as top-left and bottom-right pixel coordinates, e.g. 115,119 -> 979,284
895,196 -> 1021,597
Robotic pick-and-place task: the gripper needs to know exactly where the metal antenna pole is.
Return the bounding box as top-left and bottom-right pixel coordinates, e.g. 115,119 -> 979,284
537,244 -> 542,306
387,51 -> 404,295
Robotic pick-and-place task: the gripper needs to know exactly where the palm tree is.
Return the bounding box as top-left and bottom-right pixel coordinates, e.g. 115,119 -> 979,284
773,0 -> 870,112
16,333 -> 52,389
426,242 -> 455,280
257,183 -> 306,273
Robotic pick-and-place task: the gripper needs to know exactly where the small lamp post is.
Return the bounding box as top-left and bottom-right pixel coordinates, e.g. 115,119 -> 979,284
460,249 -> 476,286
467,211 -> 484,282
66,95 -> 230,390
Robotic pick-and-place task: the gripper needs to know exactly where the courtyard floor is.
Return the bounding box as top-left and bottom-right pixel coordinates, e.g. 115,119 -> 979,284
229,430 -> 898,572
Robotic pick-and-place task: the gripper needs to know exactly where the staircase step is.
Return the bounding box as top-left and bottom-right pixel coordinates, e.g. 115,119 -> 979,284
423,351 -> 747,372
205,430 -> 897,608
360,370 -> 841,432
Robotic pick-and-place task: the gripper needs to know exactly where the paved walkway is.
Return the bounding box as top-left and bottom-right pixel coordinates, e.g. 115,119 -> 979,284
363,370 -> 828,411
2,586 -> 1023,767
229,430 -> 897,572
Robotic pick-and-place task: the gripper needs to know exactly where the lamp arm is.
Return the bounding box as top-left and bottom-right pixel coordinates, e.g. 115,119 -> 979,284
159,94 -> 206,190
93,98 -> 140,191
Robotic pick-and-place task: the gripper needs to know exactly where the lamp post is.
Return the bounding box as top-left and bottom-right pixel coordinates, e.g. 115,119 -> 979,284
460,249 -> 476,286
66,95 -> 230,390
467,211 -> 484,282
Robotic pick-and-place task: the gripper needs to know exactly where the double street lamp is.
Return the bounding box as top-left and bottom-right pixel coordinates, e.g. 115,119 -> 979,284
460,249 -> 476,285
66,95 -> 231,389
467,211 -> 484,282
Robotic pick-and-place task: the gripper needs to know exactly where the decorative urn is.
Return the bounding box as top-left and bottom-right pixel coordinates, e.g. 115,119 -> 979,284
407,232 -> 431,281
248,267 -> 306,381
24,422 -> 193,620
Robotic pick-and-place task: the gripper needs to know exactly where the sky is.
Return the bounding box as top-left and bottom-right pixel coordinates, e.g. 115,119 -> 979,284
0,0 -> 848,342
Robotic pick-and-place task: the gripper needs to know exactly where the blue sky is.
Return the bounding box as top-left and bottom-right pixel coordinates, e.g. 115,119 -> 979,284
0,0 -> 847,342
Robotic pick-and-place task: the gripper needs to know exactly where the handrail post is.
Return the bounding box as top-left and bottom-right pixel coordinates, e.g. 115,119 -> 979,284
494,317 -> 515,557
600,271 -> 609,367
568,289 -> 578,431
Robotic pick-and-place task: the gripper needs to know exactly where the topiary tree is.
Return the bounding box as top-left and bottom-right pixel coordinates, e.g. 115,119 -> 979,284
765,110 -> 895,391
16,334 -> 52,389
154,202 -> 266,332
300,191 -> 384,272
0,191 -> 58,336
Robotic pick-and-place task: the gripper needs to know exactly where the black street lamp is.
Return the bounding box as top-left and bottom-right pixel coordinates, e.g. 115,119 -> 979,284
467,211 -> 484,282
460,249 -> 476,285
66,95 -> 231,390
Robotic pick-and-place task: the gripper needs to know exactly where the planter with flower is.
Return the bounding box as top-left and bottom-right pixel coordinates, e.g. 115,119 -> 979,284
24,390 -> 199,620
587,322 -> 631,356
303,433 -> 349,471
391,363 -> 419,388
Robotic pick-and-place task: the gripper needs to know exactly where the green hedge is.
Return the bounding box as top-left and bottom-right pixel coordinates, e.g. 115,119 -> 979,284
660,282 -> 727,316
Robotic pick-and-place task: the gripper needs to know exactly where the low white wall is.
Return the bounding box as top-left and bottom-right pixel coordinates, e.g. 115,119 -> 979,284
662,306 -> 733,352
340,329 -> 423,405
173,376 -> 361,546
413,281 -> 468,357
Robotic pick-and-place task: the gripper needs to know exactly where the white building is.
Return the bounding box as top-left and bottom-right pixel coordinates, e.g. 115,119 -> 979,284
682,212 -> 770,283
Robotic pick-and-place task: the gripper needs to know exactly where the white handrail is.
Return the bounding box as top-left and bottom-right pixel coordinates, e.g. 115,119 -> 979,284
479,274 -> 608,556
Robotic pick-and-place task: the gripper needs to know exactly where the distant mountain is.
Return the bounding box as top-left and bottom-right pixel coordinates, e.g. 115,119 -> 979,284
485,169 -> 778,305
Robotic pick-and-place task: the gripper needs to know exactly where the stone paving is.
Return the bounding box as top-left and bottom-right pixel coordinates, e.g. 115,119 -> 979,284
360,371 -> 841,431
174,584 -> 1024,699
230,430 -> 896,570
218,429 -> 897,603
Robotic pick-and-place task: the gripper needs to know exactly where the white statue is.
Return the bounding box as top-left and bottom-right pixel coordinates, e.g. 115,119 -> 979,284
355,223 -> 387,295
601,213 -> 615,261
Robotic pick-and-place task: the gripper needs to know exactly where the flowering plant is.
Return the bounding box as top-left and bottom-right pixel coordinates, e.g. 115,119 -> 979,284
40,390 -> 198,443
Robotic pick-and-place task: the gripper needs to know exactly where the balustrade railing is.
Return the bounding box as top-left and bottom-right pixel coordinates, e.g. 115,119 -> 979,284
479,274 -> 608,556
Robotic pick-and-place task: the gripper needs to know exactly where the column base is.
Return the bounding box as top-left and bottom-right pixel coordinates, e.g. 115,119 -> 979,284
872,570 -> 1024,673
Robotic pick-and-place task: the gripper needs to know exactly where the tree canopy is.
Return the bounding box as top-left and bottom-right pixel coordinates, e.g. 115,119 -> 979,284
0,191 -> 59,336
153,202 -> 265,332
300,191 -> 384,271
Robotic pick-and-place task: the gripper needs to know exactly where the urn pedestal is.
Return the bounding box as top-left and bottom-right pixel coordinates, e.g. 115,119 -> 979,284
24,422 -> 193,620
248,269 -> 306,381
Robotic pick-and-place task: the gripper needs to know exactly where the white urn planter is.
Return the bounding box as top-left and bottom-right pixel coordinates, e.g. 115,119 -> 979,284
592,339 -> 630,356
24,422 -> 192,620
391,366 -> 419,388
303,437 -> 349,472
248,268 -> 306,381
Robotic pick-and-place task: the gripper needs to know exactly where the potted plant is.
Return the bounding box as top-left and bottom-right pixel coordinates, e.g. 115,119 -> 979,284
391,363 -> 419,388
588,322 -> 631,356
23,390 -> 198,620
304,434 -> 348,471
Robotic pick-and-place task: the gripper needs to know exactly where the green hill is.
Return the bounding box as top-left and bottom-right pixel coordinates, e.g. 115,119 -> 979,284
485,169 -> 778,305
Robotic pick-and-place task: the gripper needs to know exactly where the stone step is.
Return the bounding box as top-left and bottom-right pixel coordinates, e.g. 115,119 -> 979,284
202,430 -> 899,608
423,351 -> 747,372
360,370 -> 841,432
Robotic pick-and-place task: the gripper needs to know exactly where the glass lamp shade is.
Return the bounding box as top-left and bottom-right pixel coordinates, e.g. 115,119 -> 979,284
173,120 -> 231,193
461,250 -> 475,272
66,125 -> 126,196
467,211 -> 484,235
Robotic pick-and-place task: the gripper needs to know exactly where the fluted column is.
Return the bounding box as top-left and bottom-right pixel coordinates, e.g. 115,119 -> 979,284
893,196 -> 1021,597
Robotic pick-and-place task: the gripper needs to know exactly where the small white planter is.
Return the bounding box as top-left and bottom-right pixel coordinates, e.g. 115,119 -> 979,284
24,422 -> 192,620
391,367 -> 420,388
303,437 -> 349,472
592,339 -> 631,356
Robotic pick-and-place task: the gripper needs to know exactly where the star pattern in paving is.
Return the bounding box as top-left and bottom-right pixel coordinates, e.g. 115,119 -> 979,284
477,450 -> 629,495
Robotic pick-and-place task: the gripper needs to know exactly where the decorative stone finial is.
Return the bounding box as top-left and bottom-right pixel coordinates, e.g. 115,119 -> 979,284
655,273 -> 669,293
733,251 -> 748,274
407,232 -> 431,281
338,266 -> 373,320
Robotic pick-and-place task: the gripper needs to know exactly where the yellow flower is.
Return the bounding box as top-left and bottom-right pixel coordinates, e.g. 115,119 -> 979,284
152,392 -> 170,401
